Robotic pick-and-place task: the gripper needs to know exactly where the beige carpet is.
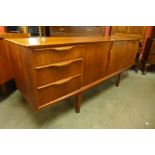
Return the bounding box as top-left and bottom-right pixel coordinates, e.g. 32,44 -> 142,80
0,70 -> 155,128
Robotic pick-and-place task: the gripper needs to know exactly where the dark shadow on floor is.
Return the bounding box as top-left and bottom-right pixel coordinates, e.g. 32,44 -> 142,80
0,80 -> 16,102
145,65 -> 155,73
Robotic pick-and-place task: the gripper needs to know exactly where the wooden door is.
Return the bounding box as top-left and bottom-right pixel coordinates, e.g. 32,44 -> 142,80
107,41 -> 139,75
83,42 -> 111,85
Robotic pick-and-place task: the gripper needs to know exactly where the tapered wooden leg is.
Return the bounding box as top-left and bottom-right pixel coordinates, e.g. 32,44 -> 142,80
1,84 -> 8,95
115,73 -> 121,87
75,94 -> 82,113
134,53 -> 140,73
141,61 -> 147,75
134,64 -> 139,73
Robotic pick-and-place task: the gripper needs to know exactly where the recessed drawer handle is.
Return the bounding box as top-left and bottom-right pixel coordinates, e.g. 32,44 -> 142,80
52,76 -> 74,85
34,46 -> 78,51
52,46 -> 75,51
35,58 -> 82,69
37,74 -> 81,90
52,60 -> 79,67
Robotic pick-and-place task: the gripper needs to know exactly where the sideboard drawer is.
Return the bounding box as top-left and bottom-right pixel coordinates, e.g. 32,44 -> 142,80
33,45 -> 84,66
37,74 -> 82,106
35,58 -> 83,86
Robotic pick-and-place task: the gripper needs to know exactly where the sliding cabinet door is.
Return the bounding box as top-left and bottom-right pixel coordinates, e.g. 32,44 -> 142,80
83,42 -> 111,85
107,41 -> 139,75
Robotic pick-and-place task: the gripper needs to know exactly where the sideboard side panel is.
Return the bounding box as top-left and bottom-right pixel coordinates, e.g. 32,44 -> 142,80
9,43 -> 37,108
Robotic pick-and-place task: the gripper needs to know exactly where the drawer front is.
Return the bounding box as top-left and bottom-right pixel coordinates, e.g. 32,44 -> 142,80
34,45 -> 84,66
35,58 -> 83,86
37,74 -> 82,106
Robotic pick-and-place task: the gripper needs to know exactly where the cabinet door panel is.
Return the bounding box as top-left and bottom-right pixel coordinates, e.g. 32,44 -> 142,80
83,42 -> 111,85
107,41 -> 138,75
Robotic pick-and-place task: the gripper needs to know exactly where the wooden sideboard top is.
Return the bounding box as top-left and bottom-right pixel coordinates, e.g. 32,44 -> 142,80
111,33 -> 144,43
6,36 -> 139,48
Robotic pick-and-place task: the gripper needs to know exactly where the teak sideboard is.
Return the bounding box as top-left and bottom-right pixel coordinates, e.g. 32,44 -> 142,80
6,36 -> 139,113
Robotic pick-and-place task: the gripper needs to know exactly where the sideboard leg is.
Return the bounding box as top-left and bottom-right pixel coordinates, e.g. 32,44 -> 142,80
115,73 -> 121,87
134,52 -> 141,73
75,93 -> 82,113
141,61 -> 147,75
1,84 -> 8,96
134,65 -> 139,73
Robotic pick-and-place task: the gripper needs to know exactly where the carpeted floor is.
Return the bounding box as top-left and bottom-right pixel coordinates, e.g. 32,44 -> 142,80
0,70 -> 155,129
